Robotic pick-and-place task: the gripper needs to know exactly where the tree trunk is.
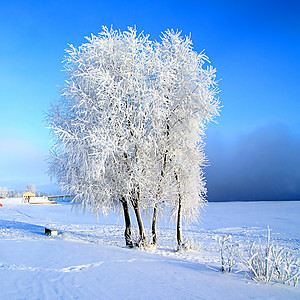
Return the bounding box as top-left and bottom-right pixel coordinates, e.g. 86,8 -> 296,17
151,203 -> 158,246
175,172 -> 184,249
151,147 -> 169,246
132,194 -> 147,248
121,199 -> 133,248
176,192 -> 183,248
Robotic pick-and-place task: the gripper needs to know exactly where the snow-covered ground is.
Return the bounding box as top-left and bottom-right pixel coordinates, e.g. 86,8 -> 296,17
0,201 -> 299,299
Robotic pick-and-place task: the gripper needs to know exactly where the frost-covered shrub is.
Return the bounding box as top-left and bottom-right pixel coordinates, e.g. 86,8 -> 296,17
183,236 -> 202,252
174,236 -> 202,252
216,235 -> 240,273
244,228 -> 300,286
215,228 -> 300,286
272,246 -> 300,286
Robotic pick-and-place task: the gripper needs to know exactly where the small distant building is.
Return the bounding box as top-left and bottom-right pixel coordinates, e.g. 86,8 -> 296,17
23,192 -> 35,203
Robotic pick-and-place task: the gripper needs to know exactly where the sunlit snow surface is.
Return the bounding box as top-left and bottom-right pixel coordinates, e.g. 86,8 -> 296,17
0,201 -> 299,299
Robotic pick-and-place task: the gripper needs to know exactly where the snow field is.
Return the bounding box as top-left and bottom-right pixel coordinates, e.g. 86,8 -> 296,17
0,201 -> 299,299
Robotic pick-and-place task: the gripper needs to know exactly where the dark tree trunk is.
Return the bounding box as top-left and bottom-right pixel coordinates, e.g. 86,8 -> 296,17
121,198 -> 133,248
176,192 -> 183,248
151,146 -> 169,246
131,191 -> 147,247
175,172 -> 184,249
151,203 -> 158,246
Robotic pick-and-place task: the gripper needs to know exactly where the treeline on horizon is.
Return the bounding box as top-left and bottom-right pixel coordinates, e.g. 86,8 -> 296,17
0,184 -> 49,198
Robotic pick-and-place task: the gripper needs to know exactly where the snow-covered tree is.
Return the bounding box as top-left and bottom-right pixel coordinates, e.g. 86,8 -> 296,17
47,26 -> 220,249
149,30 -> 220,247
0,187 -> 9,198
27,184 -> 36,194
47,26 -> 158,247
11,189 -> 23,198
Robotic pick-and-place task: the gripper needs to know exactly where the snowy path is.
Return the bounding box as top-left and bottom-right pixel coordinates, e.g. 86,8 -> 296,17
0,202 -> 299,299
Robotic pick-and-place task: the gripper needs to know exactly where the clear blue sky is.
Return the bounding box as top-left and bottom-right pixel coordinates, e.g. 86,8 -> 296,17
0,0 -> 299,200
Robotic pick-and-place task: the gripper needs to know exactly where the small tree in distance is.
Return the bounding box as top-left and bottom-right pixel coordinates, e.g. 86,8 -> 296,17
47,26 -> 220,249
27,184 -> 36,195
0,187 -> 9,198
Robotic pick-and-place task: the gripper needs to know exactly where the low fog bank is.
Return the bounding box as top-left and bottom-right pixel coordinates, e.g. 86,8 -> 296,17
205,124 -> 300,202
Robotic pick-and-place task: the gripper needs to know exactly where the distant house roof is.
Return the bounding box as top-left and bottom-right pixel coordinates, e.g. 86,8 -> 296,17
23,192 -> 35,198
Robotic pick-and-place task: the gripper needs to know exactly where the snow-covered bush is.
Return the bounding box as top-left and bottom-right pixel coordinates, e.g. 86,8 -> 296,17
180,236 -> 202,252
273,249 -> 300,286
244,228 -> 300,286
216,235 -> 240,273
216,228 -> 299,286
